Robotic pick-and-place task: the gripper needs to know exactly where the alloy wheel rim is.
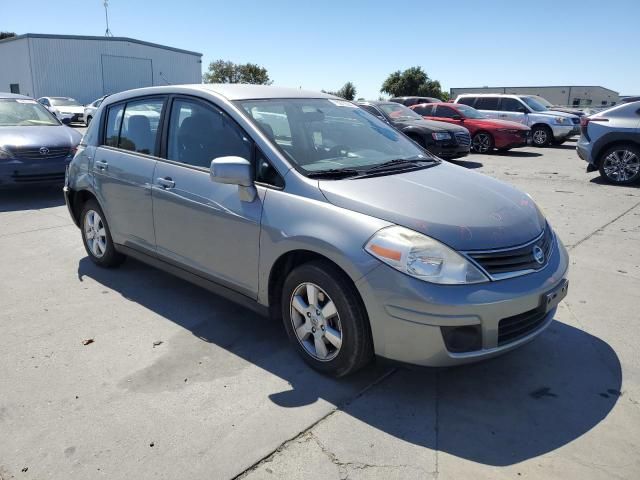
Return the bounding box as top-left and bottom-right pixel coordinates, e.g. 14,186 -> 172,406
603,150 -> 640,182
84,210 -> 107,258
290,282 -> 342,362
472,133 -> 491,153
533,129 -> 547,145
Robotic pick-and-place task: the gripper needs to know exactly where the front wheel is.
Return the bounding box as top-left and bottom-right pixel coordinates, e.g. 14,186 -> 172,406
281,261 -> 373,377
598,144 -> 640,185
80,199 -> 125,268
471,132 -> 494,153
531,125 -> 552,147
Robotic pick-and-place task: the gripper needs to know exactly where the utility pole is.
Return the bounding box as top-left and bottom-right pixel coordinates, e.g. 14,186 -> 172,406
104,0 -> 113,37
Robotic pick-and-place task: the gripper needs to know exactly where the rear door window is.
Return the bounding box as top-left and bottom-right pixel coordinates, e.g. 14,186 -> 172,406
475,97 -> 500,110
118,98 -> 165,155
457,97 -> 476,107
412,105 -> 433,116
434,106 -> 458,118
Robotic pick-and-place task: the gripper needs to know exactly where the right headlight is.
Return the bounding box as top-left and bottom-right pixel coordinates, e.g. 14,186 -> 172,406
364,226 -> 489,284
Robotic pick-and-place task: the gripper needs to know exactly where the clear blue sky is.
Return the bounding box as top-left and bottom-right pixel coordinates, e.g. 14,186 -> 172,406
4,0 -> 639,98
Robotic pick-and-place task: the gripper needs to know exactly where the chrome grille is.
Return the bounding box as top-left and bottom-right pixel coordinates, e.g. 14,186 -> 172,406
466,227 -> 553,279
454,131 -> 471,147
9,146 -> 71,160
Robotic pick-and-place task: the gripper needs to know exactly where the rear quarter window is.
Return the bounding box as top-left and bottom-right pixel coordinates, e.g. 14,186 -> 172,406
475,97 -> 500,110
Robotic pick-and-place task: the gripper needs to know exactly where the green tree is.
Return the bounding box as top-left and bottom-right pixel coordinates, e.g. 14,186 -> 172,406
0,32 -> 16,40
380,66 -> 444,99
323,82 -> 357,101
203,59 -> 272,85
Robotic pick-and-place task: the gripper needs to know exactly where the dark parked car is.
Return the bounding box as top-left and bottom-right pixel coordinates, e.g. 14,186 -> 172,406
411,103 -> 531,153
577,101 -> 640,184
0,93 -> 82,187
389,96 -> 442,107
357,101 -> 470,159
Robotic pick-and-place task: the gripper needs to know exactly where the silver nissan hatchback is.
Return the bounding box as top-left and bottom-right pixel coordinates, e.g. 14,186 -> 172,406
64,84 -> 569,376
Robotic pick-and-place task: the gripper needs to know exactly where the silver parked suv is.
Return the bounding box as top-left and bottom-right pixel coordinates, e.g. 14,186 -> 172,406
455,94 -> 580,147
64,84 -> 569,376
577,101 -> 640,184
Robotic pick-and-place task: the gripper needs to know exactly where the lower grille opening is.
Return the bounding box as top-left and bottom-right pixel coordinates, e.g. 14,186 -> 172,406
498,307 -> 548,346
441,325 -> 482,353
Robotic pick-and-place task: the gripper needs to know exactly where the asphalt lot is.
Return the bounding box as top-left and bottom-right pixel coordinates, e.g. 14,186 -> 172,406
1,139 -> 639,480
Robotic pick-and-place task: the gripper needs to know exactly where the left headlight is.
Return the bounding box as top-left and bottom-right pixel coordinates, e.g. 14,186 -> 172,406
364,226 -> 489,284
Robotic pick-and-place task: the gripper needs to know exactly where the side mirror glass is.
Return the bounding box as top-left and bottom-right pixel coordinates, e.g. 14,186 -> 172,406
210,156 -> 256,202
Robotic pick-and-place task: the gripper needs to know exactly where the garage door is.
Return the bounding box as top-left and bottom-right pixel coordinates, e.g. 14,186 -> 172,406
101,55 -> 153,95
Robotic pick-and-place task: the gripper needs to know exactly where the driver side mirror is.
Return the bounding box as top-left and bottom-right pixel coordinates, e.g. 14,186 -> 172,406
210,156 -> 256,202
518,107 -> 528,113
61,118 -> 71,125
452,114 -> 463,121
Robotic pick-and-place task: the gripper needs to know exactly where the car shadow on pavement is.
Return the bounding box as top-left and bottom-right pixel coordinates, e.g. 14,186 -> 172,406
496,150 -> 543,158
0,185 -> 65,212
589,176 -> 639,188
77,256 -> 622,467
450,159 -> 483,169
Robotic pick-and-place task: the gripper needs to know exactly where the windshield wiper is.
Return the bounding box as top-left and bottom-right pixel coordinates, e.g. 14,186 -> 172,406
364,157 -> 437,174
306,168 -> 362,179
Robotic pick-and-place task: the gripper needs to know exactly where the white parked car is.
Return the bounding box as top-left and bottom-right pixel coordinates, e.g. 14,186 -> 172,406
84,95 -> 109,126
37,97 -> 85,124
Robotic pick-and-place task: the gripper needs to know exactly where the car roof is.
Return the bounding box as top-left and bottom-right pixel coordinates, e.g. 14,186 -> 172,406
0,92 -> 32,100
357,101 -> 397,106
105,84 -> 337,104
457,93 -> 522,98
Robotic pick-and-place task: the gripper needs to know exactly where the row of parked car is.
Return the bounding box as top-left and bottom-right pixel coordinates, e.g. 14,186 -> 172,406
2,83 -> 636,376
36,95 -> 108,126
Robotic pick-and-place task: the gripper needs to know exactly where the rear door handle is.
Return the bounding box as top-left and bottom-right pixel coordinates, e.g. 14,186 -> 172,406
96,159 -> 108,171
157,177 -> 175,189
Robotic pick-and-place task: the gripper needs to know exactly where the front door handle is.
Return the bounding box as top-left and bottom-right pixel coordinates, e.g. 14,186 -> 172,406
96,159 -> 108,171
157,177 -> 175,189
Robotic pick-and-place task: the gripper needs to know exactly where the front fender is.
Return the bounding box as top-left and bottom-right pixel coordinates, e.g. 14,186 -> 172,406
257,188 -> 391,305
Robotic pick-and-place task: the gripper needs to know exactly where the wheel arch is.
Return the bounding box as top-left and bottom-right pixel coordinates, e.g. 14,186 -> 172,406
69,189 -> 98,226
593,138 -> 640,166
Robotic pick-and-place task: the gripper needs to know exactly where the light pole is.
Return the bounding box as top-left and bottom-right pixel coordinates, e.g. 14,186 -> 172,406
104,0 -> 113,37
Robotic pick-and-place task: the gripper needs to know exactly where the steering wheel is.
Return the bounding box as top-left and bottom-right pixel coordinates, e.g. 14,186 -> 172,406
327,144 -> 351,157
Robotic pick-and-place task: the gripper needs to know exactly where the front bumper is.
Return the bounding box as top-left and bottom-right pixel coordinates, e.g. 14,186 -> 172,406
550,124 -> 580,140
0,155 -> 72,187
356,234 -> 569,367
428,142 -> 469,159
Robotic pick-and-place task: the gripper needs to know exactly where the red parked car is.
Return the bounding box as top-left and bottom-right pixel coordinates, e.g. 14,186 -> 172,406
410,103 -> 531,153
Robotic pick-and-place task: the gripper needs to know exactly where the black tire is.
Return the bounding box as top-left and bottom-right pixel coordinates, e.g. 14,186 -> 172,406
531,125 -> 552,147
281,260 -> 373,377
471,131 -> 494,153
85,116 -> 92,127
80,199 -> 125,268
598,144 -> 640,185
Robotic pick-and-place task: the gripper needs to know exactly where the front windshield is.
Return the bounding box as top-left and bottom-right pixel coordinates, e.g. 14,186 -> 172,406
0,99 -> 60,127
50,97 -> 81,107
378,103 -> 424,121
454,104 -> 486,119
531,95 -> 553,107
237,98 -> 431,173
521,96 -> 549,112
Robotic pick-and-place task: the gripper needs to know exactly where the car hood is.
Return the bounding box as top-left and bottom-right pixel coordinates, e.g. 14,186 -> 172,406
548,106 -> 585,116
0,125 -> 82,148
319,162 -> 545,251
394,118 -> 468,133
467,118 -> 529,130
53,105 -> 84,113
534,109 -> 578,119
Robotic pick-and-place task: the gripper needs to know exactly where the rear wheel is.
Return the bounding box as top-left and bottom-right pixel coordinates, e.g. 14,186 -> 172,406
80,199 -> 125,268
598,144 -> 640,185
531,125 -> 552,147
281,261 -> 373,377
471,132 -> 494,153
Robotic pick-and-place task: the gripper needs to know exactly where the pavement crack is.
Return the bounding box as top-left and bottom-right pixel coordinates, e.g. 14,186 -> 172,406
232,367 -> 399,479
567,200 -> 640,251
